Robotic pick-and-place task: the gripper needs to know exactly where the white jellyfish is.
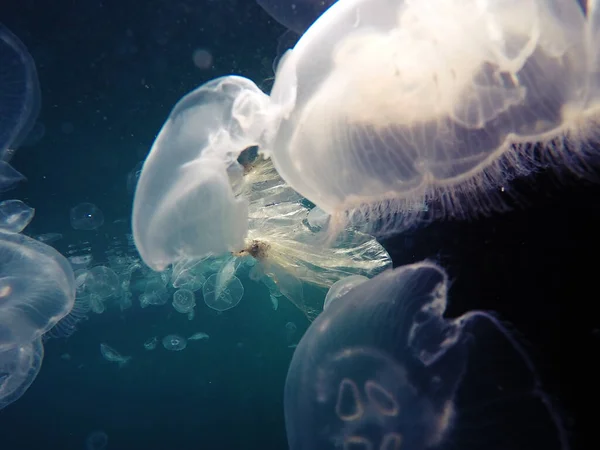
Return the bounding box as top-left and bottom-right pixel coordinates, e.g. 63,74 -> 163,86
162,334 -> 187,351
143,336 -> 158,350
172,288 -> 196,320
0,199 -> 34,233
133,0 -> 600,247
203,272 -> 244,312
99,343 -> 131,368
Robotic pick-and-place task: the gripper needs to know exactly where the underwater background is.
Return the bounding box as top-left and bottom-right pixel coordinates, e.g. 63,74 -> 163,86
0,0 -> 598,449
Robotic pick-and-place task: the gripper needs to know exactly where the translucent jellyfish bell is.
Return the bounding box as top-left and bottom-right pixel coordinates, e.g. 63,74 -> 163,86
0,229 -> 76,350
284,262 -> 568,450
0,199 -> 34,233
202,272 -> 244,312
0,337 -> 43,410
263,0 -> 600,235
132,77 -> 271,271
172,288 -> 196,320
162,334 -> 187,351
0,23 -> 40,160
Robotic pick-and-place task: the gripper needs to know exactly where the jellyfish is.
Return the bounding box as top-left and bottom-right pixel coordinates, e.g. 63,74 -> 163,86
70,202 -> 104,230
188,332 -> 209,341
202,272 -> 244,312
0,337 -> 43,410
284,261 -> 568,450
0,199 -> 34,233
0,23 -> 40,161
84,266 -> 120,299
162,334 -> 187,351
99,343 -> 131,367
134,0 -> 600,245
0,229 -> 76,349
85,430 -> 108,450
172,288 -> 196,320
143,336 -> 158,350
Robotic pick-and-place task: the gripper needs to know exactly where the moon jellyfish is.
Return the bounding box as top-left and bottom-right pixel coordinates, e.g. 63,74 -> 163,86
162,334 -> 187,351
203,272 -> 244,312
188,332 -> 209,341
0,337 -> 43,410
171,259 -> 207,290
0,199 -> 34,233
172,288 -> 196,320
256,0 -> 337,34
84,266 -> 120,299
284,261 -> 568,450
144,336 -> 158,350
323,274 -> 368,311
0,229 -> 76,349
100,343 -> 131,367
0,23 -> 40,160
136,0 -> 600,241
85,430 -> 108,450
70,202 -> 104,231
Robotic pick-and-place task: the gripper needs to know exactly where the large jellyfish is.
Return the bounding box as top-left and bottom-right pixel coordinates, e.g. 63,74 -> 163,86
284,261 -> 569,450
0,23 -> 40,193
0,229 -> 76,349
0,230 -> 75,410
134,0 -> 600,243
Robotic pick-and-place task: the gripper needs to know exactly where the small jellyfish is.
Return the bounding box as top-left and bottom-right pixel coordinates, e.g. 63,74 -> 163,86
70,202 -> 104,230
202,272 -> 244,312
323,275 -> 368,311
100,343 -> 131,368
284,262 -> 568,450
270,294 -> 279,311
162,334 -> 187,351
69,254 -> 93,270
85,430 -> 108,450
84,266 -> 120,299
143,336 -> 158,350
285,321 -> 297,346
188,332 -> 209,341
0,199 -> 34,233
172,288 -> 196,320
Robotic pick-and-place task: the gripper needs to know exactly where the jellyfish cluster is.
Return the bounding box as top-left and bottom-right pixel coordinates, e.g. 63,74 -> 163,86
129,0 -> 584,447
0,0 -> 587,447
0,23 -> 76,411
